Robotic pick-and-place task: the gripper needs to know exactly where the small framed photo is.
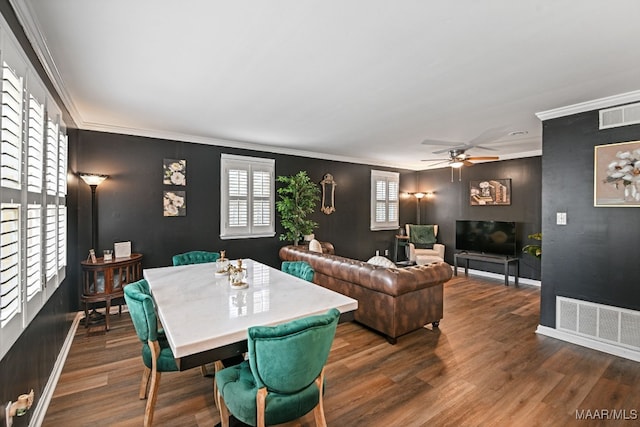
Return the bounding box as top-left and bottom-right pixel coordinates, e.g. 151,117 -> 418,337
114,241 -> 132,258
470,179 -> 511,206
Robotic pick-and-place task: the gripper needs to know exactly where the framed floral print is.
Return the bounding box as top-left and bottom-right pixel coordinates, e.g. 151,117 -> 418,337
594,140 -> 640,207
163,159 -> 186,186
163,191 -> 186,216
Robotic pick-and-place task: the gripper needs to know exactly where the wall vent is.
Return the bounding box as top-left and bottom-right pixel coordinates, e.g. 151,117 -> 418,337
557,296 -> 640,352
599,102 -> 640,129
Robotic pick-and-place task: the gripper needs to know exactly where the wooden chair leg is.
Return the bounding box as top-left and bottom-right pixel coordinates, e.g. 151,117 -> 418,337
313,369 -> 327,427
256,388 -> 267,427
212,360 -> 224,407
144,370 -> 161,427
217,392 -> 231,427
139,366 -> 151,399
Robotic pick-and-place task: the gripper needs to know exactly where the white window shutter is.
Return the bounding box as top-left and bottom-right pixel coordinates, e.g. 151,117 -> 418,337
1,63 -> 23,191
0,204 -> 20,326
25,205 -> 41,301
370,170 -> 400,230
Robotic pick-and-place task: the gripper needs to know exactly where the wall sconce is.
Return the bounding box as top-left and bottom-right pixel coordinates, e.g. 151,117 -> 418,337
6,389 -> 34,425
79,172 -> 109,251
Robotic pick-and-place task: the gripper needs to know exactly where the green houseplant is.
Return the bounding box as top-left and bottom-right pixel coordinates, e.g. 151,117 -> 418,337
276,171 -> 321,244
522,232 -> 542,258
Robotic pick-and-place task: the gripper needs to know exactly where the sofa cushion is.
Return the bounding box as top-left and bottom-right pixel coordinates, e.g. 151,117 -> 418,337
367,255 -> 396,269
409,224 -> 436,249
308,239 -> 323,253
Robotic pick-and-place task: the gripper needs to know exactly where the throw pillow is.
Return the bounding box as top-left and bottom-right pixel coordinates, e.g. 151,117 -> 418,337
409,224 -> 436,249
367,255 -> 396,269
308,239 -> 323,253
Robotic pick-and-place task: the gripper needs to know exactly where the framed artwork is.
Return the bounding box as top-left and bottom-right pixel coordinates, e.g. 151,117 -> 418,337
594,140 -> 640,207
163,158 -> 186,186
470,179 -> 511,205
163,191 -> 186,216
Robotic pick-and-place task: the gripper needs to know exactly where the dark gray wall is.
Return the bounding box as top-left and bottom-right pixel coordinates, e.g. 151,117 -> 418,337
74,130 -> 414,273
540,109 -> 640,327
415,157 -> 542,280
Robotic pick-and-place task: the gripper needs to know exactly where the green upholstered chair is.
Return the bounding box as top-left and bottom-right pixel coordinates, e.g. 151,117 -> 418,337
281,260 -> 315,282
216,308 -> 340,427
124,280 -> 179,427
172,250 -> 220,266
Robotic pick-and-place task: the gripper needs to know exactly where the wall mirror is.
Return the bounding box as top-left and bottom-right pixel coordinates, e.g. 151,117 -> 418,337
320,173 -> 336,214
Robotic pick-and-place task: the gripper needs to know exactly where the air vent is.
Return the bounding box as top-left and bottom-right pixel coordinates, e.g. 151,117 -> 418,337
599,102 -> 640,129
557,296 -> 640,352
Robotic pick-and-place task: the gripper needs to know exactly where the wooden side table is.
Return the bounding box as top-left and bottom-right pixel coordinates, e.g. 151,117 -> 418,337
81,253 -> 143,332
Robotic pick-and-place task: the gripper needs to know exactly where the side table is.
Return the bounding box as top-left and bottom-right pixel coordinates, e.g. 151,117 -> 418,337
393,235 -> 410,262
81,253 -> 143,332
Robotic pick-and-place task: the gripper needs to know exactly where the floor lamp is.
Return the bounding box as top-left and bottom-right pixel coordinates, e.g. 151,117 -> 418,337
79,172 -> 108,251
79,172 -> 108,325
413,192 -> 425,224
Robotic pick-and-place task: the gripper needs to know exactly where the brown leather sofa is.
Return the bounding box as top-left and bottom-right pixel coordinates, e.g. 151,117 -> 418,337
279,245 -> 453,343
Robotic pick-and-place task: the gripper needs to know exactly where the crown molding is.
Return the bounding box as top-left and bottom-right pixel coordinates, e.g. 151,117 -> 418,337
79,120 -> 406,170
536,89 -> 640,121
9,0 -> 84,125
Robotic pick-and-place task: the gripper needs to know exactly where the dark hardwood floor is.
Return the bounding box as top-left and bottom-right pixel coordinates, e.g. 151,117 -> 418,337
43,276 -> 640,426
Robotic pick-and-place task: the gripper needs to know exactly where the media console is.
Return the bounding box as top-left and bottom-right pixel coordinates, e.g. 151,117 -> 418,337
453,252 -> 519,287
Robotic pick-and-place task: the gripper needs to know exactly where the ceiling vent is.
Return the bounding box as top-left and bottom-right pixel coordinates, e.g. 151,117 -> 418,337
599,102 -> 640,129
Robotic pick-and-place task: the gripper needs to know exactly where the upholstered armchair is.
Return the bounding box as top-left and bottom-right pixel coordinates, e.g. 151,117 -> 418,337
281,261 -> 315,282
172,250 -> 220,266
405,224 -> 445,265
215,308 -> 340,427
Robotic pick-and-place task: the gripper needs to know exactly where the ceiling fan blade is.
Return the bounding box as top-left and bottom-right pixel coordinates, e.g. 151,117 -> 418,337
420,139 -> 464,146
463,160 -> 474,167
467,127 -> 509,146
466,156 -> 500,161
420,159 -> 451,167
470,144 -> 498,151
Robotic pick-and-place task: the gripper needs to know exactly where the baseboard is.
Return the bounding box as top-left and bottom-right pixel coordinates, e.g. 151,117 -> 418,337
536,325 -> 640,362
453,266 -> 541,287
30,312 -> 83,427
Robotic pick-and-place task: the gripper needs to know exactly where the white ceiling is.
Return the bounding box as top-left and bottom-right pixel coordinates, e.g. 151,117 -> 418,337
12,1 -> 640,170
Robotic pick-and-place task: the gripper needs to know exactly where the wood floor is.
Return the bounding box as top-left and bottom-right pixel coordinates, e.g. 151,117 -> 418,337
43,275 -> 640,426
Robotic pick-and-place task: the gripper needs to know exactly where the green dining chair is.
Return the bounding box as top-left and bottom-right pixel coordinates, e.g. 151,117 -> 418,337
281,260 -> 315,282
124,280 -> 179,427
216,308 -> 340,427
172,250 -> 220,266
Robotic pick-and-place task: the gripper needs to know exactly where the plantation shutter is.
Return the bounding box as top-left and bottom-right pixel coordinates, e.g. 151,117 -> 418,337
0,204 -> 20,326
1,63 -> 23,190
44,205 -> 56,281
25,205 -> 41,301
370,170 -> 400,230
27,94 -> 44,193
220,154 -> 275,239
45,119 -> 58,196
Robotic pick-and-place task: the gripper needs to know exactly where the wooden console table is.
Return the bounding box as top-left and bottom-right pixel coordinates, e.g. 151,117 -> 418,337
81,253 -> 143,332
454,252 -> 519,286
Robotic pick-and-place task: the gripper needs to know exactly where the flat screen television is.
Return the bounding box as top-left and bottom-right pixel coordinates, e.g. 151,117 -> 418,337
455,220 -> 517,256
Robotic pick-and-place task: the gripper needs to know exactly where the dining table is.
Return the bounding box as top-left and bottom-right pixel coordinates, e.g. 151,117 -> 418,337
143,258 -> 358,370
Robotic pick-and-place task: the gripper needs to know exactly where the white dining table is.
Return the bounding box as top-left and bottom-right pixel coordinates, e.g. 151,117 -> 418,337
143,258 -> 358,370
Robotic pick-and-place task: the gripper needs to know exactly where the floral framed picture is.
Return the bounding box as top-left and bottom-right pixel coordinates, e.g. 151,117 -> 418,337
163,159 -> 186,186
470,179 -> 511,205
595,140 -> 640,207
163,191 -> 186,216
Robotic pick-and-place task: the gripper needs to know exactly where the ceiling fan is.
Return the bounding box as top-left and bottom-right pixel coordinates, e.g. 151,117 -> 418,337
419,127 -> 506,167
423,148 -> 499,168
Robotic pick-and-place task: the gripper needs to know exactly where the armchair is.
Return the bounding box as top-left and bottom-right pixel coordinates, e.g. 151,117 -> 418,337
405,224 -> 445,265
172,250 -> 220,266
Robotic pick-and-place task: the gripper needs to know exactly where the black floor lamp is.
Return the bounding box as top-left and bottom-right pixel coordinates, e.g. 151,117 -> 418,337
79,172 -> 108,252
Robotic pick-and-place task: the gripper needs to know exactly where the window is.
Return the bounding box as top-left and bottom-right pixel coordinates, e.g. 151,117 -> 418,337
370,170 -> 399,231
220,154 -> 275,239
0,28 -> 68,360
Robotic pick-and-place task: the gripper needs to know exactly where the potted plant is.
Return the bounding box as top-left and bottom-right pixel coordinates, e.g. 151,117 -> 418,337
522,232 -> 542,258
276,171 -> 321,245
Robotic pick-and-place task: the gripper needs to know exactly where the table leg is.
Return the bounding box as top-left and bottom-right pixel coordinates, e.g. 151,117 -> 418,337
515,261 -> 519,287
454,256 -> 458,276
504,261 -> 509,286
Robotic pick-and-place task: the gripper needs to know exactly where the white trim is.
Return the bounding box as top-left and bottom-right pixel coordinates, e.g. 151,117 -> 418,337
536,89 -> 640,121
455,266 -> 541,287
30,312 -> 82,427
536,325 -> 640,363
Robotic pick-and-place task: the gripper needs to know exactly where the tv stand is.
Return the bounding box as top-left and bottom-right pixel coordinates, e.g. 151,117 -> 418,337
454,252 -> 519,286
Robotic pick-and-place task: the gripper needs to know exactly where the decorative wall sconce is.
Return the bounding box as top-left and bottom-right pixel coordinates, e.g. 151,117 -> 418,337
79,172 -> 109,251
7,389 -> 34,422
320,173 -> 336,214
